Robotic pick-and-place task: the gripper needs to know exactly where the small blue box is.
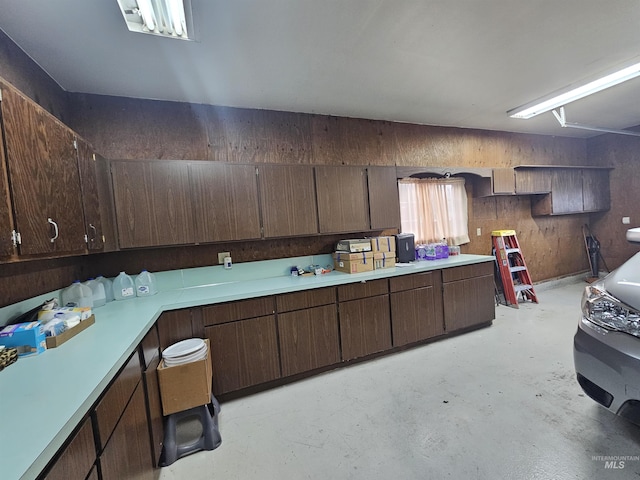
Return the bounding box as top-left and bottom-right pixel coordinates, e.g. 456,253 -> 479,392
0,321 -> 46,356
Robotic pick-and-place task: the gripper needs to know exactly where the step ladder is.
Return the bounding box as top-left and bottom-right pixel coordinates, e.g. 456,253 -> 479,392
492,230 -> 538,308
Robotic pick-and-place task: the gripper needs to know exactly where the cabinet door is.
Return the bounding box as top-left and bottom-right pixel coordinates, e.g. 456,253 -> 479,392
42,417 -> 95,480
258,164 -> 318,237
551,169 -> 583,213
278,304 -> 340,376
339,295 -> 392,361
582,169 -> 610,212
94,351 -> 142,450
315,165 -> 369,233
75,138 -> 104,251
100,383 -> 154,480
390,272 -> 443,346
1,86 -> 85,255
367,166 -> 400,230
111,160 -> 194,248
0,123 -> 15,258
142,355 -> 164,468
205,315 -> 280,394
443,274 -> 495,332
190,162 -> 261,242
157,309 -> 196,350
514,168 -> 551,194
95,155 -> 118,252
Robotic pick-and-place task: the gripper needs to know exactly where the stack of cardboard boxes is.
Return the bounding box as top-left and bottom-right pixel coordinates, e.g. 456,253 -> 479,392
332,236 -> 396,274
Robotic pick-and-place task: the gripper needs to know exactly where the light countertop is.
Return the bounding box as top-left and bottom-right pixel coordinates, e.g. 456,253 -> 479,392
0,254 -> 492,480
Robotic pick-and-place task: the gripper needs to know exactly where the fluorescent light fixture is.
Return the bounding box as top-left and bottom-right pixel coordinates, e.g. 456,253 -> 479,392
508,61 -> 640,119
117,0 -> 192,40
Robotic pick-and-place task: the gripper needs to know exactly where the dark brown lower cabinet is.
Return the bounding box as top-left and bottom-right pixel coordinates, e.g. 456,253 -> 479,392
42,417 -> 95,480
339,295 -> 392,361
442,263 -> 495,332
391,287 -> 444,346
99,382 -> 154,480
278,304 -> 340,376
142,355 -> 164,468
205,315 -> 281,395
390,271 -> 444,346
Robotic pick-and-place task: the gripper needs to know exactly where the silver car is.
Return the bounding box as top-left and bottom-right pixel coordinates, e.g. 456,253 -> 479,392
574,228 -> 640,424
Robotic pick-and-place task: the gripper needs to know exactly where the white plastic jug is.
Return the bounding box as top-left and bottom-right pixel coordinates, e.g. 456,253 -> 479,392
96,275 -> 115,302
62,280 -> 94,308
84,278 -> 106,308
113,272 -> 136,301
135,270 -> 158,296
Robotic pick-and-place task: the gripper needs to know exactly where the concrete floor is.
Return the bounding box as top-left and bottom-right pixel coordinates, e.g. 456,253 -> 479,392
158,279 -> 640,479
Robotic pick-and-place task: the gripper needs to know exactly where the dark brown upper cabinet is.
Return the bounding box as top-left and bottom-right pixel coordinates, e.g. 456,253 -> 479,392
514,168 -> 551,194
1,84 -> 86,256
367,166 -> 400,230
582,168 -> 611,212
530,167 -> 611,216
257,164 -> 318,238
95,154 -> 118,252
75,137 -> 104,252
111,160 -> 194,248
0,121 -> 15,259
315,165 -> 369,233
189,162 -> 261,243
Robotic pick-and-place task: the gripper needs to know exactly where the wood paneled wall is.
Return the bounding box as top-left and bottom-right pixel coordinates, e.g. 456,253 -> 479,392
588,133 -> 640,271
0,30 -> 69,123
68,93 -> 593,286
0,30 -> 607,308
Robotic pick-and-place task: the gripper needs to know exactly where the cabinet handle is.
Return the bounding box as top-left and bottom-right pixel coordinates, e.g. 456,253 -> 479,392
89,223 -> 97,242
48,218 -> 59,243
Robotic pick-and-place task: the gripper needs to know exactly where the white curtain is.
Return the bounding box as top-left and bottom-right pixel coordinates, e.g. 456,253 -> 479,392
398,177 -> 470,245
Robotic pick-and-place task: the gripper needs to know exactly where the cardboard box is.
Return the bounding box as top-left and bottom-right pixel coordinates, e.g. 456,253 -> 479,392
0,321 -> 46,356
333,251 -> 374,274
45,315 -> 95,349
374,252 -> 396,270
157,339 -> 212,415
370,236 -> 396,253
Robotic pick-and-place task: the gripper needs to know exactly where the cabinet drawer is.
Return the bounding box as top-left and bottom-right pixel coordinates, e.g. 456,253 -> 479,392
389,272 -> 435,292
94,351 -> 142,450
442,262 -> 493,283
276,287 -> 336,312
203,296 -> 275,326
337,279 -> 388,302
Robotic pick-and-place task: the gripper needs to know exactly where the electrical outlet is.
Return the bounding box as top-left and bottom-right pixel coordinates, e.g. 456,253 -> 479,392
623,217 -> 631,225
218,252 -> 230,264
476,228 -> 482,236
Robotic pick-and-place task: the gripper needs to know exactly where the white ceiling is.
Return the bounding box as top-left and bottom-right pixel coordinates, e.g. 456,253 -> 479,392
1,1 -> 640,138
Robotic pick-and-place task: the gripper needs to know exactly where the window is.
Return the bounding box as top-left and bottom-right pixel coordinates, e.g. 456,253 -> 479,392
398,177 -> 470,245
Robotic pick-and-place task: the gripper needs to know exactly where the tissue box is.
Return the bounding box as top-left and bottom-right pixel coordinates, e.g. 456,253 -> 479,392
0,321 -> 46,356
333,251 -> 374,274
157,339 -> 213,415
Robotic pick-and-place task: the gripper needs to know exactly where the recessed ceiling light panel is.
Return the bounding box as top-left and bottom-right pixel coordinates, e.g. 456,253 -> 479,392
117,0 -> 192,40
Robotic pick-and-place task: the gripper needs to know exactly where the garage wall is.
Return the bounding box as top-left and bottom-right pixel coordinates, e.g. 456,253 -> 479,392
68,94 -> 594,283
588,133 -> 640,271
0,30 -> 605,307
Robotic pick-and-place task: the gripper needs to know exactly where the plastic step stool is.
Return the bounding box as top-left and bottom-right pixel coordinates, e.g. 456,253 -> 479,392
160,395 -> 222,466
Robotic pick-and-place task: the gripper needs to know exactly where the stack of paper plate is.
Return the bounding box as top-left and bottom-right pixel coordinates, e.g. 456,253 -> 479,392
162,338 -> 207,366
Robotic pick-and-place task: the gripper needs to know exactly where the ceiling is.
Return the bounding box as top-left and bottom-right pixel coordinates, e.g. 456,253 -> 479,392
1,1 -> 640,138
